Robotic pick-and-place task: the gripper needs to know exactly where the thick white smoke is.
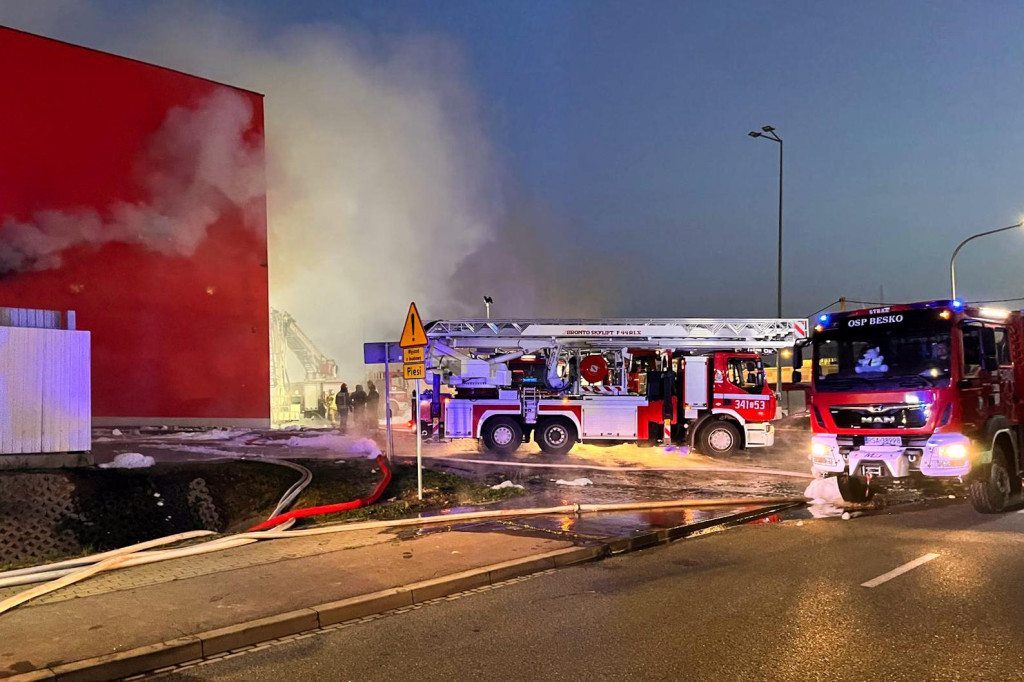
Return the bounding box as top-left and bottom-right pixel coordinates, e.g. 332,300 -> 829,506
0,3 -> 618,382
115,8 -> 500,379
0,90 -> 263,273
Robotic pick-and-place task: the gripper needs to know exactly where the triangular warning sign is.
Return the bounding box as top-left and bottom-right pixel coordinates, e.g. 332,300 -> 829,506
399,302 -> 427,348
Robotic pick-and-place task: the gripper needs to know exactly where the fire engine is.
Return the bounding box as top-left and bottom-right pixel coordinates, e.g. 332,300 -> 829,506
269,308 -> 339,422
415,317 -> 807,456
801,299 -> 1024,513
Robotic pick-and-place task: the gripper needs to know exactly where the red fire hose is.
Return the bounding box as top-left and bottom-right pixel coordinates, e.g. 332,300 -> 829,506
248,454 -> 392,531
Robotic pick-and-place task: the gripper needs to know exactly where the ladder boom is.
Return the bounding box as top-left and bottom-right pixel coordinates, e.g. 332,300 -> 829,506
270,309 -> 339,381
424,318 -> 808,350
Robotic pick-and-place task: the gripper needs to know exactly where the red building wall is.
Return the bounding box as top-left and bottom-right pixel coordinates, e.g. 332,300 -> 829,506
0,27 -> 270,426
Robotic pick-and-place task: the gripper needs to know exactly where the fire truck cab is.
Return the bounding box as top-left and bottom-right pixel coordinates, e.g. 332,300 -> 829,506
415,317 -> 807,457
804,300 -> 1024,513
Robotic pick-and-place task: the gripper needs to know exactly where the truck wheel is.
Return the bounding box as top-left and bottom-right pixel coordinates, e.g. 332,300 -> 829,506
698,421 -> 741,457
536,418 -> 577,455
482,416 -> 523,456
835,474 -> 874,502
969,449 -> 1013,513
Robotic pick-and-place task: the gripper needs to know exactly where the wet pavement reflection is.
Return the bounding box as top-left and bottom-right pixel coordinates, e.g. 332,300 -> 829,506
399,504 -> 780,545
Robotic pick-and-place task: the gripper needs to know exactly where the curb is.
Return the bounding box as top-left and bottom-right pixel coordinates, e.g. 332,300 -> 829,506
8,503 -> 796,681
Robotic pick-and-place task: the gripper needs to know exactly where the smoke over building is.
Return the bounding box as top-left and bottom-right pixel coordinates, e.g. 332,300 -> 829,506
0,26 -> 270,426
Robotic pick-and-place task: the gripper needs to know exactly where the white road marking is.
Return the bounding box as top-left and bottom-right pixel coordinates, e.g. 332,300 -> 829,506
861,553 -> 940,588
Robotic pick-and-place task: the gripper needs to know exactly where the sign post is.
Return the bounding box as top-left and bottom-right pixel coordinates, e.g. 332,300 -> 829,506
383,343 -> 394,465
399,302 -> 428,500
363,341 -> 404,465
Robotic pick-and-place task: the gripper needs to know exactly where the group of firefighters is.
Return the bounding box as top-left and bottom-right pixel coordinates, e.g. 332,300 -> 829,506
320,381 -> 380,432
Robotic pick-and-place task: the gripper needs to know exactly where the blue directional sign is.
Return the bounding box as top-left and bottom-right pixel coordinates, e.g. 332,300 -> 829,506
363,341 -> 404,364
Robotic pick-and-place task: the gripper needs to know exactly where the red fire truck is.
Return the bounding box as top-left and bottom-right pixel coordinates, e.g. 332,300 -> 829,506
802,300 -> 1024,513
417,318 -> 807,456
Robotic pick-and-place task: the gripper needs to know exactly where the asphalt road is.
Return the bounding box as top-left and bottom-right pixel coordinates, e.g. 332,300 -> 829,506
159,502 -> 1024,682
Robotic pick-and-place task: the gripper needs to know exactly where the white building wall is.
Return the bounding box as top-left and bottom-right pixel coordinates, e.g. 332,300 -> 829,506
0,327 -> 90,454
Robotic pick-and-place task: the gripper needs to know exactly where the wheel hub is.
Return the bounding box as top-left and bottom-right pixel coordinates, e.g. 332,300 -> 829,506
708,428 -> 734,451
493,425 -> 514,446
546,426 -> 567,446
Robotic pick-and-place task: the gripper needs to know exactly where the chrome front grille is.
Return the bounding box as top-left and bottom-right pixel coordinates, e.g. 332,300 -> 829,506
829,403 -> 928,430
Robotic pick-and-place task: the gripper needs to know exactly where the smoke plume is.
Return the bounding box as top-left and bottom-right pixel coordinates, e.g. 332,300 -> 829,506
0,90 -> 263,273
115,8 -> 501,379
0,3 -> 619,380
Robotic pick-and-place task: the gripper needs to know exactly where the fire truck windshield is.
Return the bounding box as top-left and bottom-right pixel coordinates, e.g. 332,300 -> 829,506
813,310 -> 952,392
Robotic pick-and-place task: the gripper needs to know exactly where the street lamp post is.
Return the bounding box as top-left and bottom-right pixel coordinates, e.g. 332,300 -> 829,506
483,296 -> 493,319
949,222 -> 1024,300
749,125 -> 784,409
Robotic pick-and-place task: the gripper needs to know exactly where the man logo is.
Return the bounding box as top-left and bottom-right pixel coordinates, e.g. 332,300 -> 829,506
861,415 -> 897,424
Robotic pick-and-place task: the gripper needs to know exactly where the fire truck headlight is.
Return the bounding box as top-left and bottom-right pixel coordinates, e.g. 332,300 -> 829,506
939,443 -> 968,460
811,442 -> 829,457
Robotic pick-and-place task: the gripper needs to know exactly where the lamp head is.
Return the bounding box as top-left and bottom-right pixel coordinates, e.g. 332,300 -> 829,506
748,131 -> 762,138
761,125 -> 775,132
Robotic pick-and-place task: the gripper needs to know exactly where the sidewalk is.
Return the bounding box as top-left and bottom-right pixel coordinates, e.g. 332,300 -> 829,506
0,524 -> 590,680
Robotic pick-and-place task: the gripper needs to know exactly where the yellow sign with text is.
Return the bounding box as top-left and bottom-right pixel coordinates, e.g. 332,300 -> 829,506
403,363 -> 426,380
403,347 -> 424,363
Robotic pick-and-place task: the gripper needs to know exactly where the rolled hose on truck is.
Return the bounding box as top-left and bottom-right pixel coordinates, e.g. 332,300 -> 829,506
0,455 -> 804,615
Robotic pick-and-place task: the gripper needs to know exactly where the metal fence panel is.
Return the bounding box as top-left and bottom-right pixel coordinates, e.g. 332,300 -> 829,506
0,307 -> 64,329
0,327 -> 91,454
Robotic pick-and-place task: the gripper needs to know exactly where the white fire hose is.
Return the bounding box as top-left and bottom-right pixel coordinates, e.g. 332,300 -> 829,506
424,456 -> 813,479
0,495 -> 803,615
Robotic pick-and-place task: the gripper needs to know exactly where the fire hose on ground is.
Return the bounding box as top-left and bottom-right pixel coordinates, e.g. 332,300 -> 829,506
0,455 -> 391,595
424,456 -> 813,479
0,456 -> 312,588
264,459 -> 314,519
0,454 -> 806,616
248,454 -> 393,531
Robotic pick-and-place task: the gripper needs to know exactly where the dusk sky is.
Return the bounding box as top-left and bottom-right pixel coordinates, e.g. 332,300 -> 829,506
245,0 -> 1024,317
5,0 -> 1024,327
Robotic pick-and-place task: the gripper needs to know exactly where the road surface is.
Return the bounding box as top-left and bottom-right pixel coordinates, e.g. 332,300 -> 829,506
156,501 -> 1024,681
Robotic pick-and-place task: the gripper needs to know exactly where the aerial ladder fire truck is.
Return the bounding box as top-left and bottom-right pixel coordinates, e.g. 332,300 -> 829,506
270,308 -> 339,422
416,317 -> 808,456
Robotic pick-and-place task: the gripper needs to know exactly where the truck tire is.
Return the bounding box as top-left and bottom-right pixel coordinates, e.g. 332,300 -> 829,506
969,448 -> 1013,513
536,418 -> 577,455
482,416 -> 523,456
835,473 -> 874,502
698,420 -> 741,457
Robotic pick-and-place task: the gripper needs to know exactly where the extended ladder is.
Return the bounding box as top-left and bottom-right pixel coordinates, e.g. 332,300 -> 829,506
270,309 -> 339,381
424,318 -> 808,350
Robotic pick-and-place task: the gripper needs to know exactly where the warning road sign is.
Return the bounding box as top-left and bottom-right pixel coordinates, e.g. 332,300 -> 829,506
403,347 -> 424,363
403,363 -> 426,380
400,302 -> 427,348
